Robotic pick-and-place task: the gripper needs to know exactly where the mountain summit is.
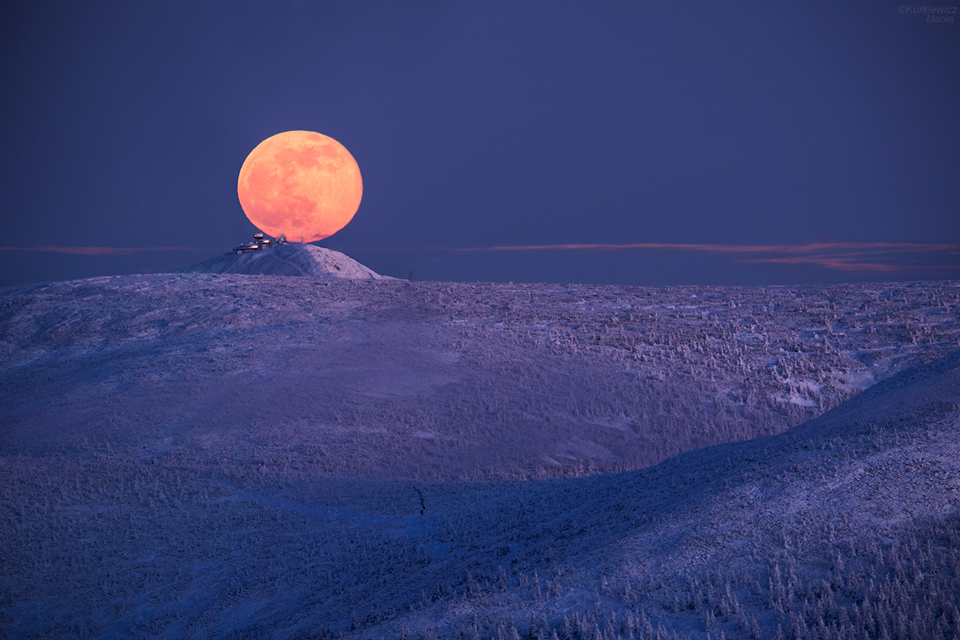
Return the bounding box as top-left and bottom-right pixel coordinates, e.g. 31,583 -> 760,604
176,241 -> 388,279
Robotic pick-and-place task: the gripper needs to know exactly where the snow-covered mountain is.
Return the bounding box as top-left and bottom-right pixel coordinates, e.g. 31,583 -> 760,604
2,275 -> 955,478
0,272 -> 957,639
177,242 -> 390,279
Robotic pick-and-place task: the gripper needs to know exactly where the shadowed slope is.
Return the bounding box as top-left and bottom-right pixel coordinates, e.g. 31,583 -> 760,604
363,348 -> 960,639
2,337 -> 957,638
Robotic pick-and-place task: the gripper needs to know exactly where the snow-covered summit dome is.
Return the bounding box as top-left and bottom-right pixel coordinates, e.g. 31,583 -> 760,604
176,241 -> 390,279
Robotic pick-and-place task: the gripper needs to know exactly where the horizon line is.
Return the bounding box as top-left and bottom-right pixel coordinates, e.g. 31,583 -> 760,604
3,241 -> 957,275
331,241 -> 959,274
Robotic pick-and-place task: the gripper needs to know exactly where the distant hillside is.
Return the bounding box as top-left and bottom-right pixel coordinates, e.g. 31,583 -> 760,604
1,275 -> 956,479
176,242 -> 390,279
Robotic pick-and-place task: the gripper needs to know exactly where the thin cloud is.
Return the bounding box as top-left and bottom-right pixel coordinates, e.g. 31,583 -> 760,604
440,241 -> 958,274
447,241 -> 955,254
0,246 -> 219,256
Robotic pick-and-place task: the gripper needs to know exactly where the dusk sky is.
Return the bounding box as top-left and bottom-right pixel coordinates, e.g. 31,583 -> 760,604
1,0 -> 957,288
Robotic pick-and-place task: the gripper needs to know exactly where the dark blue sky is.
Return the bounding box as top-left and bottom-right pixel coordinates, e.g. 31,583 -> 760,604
1,0 -> 957,287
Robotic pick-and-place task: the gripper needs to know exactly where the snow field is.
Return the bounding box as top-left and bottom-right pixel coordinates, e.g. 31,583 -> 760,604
1,276 -> 956,478
0,274 -> 958,638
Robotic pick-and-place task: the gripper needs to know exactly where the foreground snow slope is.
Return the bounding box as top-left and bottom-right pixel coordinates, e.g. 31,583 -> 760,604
0,275 -> 956,478
1,323 -> 958,638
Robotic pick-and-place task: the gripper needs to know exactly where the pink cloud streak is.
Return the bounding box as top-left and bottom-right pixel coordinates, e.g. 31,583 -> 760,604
0,246 -> 217,256
445,241 -> 958,274
448,242 -> 955,254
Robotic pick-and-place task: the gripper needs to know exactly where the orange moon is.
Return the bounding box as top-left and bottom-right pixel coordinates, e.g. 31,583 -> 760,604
237,131 -> 362,242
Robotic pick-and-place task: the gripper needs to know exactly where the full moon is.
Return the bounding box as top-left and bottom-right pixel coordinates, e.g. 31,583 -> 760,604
237,130 -> 363,242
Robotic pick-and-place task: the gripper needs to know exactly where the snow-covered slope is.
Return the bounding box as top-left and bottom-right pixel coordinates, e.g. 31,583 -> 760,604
2,328 -> 958,639
1,276 -> 958,639
0,275 -> 956,478
176,242 -> 389,279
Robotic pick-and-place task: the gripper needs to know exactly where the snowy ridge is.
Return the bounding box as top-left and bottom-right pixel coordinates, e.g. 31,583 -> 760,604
176,242 -> 391,279
0,276 -> 958,638
1,276 -> 955,478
